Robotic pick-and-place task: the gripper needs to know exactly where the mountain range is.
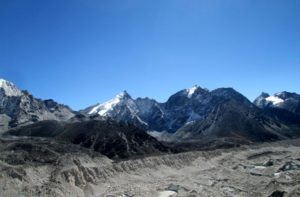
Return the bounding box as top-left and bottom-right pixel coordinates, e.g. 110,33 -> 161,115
0,79 -> 75,132
1,78 -> 300,149
82,85 -> 300,143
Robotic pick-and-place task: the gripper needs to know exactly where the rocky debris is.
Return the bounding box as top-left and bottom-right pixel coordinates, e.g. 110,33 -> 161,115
166,183 -> 179,192
278,161 -> 300,172
250,167 -> 265,176
287,185 -> 300,197
268,190 -> 286,197
247,151 -> 275,160
263,159 -> 275,167
0,137 -> 300,196
158,190 -> 177,197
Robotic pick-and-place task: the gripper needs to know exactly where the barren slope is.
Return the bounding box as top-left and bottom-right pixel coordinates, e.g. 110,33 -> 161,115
0,137 -> 300,196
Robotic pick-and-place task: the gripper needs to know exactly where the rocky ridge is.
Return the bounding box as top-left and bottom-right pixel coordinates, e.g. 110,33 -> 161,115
0,79 -> 75,132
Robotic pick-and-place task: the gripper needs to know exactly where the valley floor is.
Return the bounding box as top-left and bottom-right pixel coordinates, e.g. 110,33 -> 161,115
87,140 -> 300,197
1,137 -> 300,197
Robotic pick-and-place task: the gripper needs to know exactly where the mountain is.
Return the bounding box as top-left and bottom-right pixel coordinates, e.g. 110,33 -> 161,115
82,88 -> 166,131
83,86 -> 256,134
81,91 -> 150,129
2,78 -> 300,145
83,85 -> 222,133
83,86 -> 300,144
0,79 -> 22,97
6,119 -> 170,159
254,91 -> 300,115
173,89 -> 300,142
81,90 -> 169,131
0,79 -> 75,132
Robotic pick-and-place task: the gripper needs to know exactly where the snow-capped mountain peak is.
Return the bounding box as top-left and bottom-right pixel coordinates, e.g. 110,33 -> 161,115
186,85 -> 198,98
88,91 -> 132,116
0,79 -> 22,97
0,79 -> 75,132
116,90 -> 131,99
265,95 -> 284,105
254,91 -> 300,114
254,92 -> 285,107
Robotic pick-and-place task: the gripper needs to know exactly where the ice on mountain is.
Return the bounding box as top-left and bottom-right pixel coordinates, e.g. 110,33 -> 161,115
266,95 -> 284,105
0,79 -> 22,97
186,85 -> 198,98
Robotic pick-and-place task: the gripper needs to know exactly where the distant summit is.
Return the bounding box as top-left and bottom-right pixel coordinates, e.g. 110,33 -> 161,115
254,91 -> 300,114
0,79 -> 22,97
186,85 -> 199,98
0,79 -> 75,132
87,90 -> 133,116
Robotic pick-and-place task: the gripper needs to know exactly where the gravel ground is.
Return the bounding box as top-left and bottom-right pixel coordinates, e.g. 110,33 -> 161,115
0,137 -> 300,197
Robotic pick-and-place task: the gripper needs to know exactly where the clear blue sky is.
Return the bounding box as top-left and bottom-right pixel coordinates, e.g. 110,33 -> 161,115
1,0 -> 299,110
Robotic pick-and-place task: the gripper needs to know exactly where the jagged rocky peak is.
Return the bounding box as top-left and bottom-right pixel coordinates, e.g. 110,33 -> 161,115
275,91 -> 300,100
165,85 -> 208,107
0,79 -> 75,131
44,99 -> 61,110
186,85 -> 198,98
43,99 -> 73,114
88,90 -> 133,116
116,90 -> 131,99
135,96 -> 155,103
135,97 -> 160,113
254,91 -> 300,114
184,85 -> 209,98
257,92 -> 270,99
254,91 -> 291,107
255,91 -> 288,106
0,78 -> 22,97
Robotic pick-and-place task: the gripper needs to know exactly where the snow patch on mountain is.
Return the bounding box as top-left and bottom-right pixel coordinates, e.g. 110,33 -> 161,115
254,91 -> 300,115
186,85 -> 198,98
88,95 -> 121,116
88,91 -> 130,115
0,79 -> 22,97
86,91 -> 151,127
265,95 -> 284,106
136,115 -> 149,126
